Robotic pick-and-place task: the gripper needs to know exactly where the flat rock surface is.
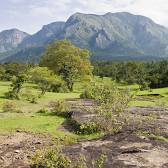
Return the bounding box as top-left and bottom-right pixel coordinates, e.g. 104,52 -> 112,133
65,132 -> 168,168
65,100 -> 168,168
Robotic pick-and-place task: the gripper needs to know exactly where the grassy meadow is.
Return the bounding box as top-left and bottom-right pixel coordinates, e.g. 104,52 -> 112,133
0,77 -> 168,139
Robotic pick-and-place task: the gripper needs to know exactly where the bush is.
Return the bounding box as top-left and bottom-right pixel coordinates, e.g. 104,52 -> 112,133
37,108 -> 49,114
80,83 -> 132,135
2,101 -> 22,113
92,154 -> 107,168
32,145 -> 106,168
79,122 -> 100,134
21,89 -> 38,103
29,66 -> 68,96
5,74 -> 27,100
80,83 -> 95,99
5,90 -> 19,100
48,101 -> 72,118
67,119 -> 100,135
49,80 -> 69,93
32,146 -> 71,168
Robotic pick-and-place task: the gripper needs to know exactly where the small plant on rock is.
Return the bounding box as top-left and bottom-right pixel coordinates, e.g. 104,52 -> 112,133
32,143 -> 106,168
80,82 -> 132,135
49,100 -> 71,117
32,146 -> 71,168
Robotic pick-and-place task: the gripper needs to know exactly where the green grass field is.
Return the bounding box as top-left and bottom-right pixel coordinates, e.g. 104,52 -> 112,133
0,81 -> 101,140
0,78 -> 168,139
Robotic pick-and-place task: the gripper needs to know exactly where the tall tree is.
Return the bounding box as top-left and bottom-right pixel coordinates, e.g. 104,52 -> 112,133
40,40 -> 92,91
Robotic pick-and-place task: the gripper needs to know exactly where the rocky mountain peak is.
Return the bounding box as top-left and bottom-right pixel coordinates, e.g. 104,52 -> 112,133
0,28 -> 29,53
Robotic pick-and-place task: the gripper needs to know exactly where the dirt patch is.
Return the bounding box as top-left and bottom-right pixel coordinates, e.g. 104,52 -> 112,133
0,132 -> 51,168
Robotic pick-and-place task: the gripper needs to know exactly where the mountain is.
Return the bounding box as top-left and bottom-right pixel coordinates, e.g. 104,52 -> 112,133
2,12 -> 168,62
61,12 -> 168,59
0,29 -> 29,53
20,22 -> 65,48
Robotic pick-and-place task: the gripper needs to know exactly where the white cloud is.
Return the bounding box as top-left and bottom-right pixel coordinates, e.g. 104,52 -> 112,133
1,0 -> 168,33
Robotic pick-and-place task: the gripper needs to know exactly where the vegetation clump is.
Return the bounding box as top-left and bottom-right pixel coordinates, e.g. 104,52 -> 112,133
5,74 -> 27,100
93,60 -> 168,90
29,66 -> 67,97
40,40 -> 92,91
49,100 -> 72,118
80,83 -> 132,134
2,101 -> 22,113
32,144 -> 106,168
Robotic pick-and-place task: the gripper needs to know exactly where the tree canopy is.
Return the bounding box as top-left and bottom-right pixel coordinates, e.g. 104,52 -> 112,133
40,40 -> 92,91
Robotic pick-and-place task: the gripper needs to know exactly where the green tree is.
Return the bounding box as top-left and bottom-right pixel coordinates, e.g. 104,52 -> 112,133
29,66 -> 65,97
40,40 -> 92,91
5,74 -> 27,99
3,63 -> 28,80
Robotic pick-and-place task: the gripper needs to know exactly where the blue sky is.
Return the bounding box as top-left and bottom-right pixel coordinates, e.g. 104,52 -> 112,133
1,0 -> 168,34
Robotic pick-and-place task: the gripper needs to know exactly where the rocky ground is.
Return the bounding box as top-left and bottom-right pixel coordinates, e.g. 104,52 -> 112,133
65,101 -> 168,168
0,132 -> 50,168
0,100 -> 168,168
65,132 -> 168,168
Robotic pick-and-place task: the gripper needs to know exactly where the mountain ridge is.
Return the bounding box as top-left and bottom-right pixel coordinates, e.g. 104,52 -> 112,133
0,28 -> 29,53
1,12 -> 168,62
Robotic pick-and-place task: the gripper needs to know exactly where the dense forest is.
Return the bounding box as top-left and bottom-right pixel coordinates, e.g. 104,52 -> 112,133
1,59 -> 168,92
93,60 -> 168,90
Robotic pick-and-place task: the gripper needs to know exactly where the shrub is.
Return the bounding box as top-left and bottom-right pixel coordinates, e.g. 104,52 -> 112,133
30,96 -> 38,104
67,119 -> 100,135
80,83 -> 96,99
32,145 -> 106,168
48,100 -> 72,117
49,80 -> 69,93
37,108 -> 49,114
80,83 -> 132,135
21,89 -> 38,103
29,66 -> 68,96
5,74 -> 27,100
5,90 -> 19,100
73,156 -> 87,168
2,101 -> 22,113
79,122 -> 100,134
92,154 -> 107,168
32,146 -> 71,168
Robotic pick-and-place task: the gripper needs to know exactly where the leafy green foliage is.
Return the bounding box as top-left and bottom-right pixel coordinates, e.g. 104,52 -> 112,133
92,154 -> 107,168
81,83 -> 132,134
32,145 -> 106,168
32,146 -> 71,168
5,74 -> 27,99
29,66 -> 66,96
1,63 -> 29,81
40,40 -> 92,91
79,122 -> 100,134
48,100 -> 71,118
93,60 -> 168,89
21,89 -> 38,103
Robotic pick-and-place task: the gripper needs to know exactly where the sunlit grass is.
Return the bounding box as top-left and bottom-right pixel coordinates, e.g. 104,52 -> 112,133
0,78 -> 168,140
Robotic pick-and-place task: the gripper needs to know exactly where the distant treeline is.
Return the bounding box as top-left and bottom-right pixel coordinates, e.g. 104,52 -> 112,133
93,60 -> 168,90
1,59 -> 168,91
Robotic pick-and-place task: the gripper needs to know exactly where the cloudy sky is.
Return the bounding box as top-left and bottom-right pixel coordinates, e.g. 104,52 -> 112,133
1,0 -> 168,34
